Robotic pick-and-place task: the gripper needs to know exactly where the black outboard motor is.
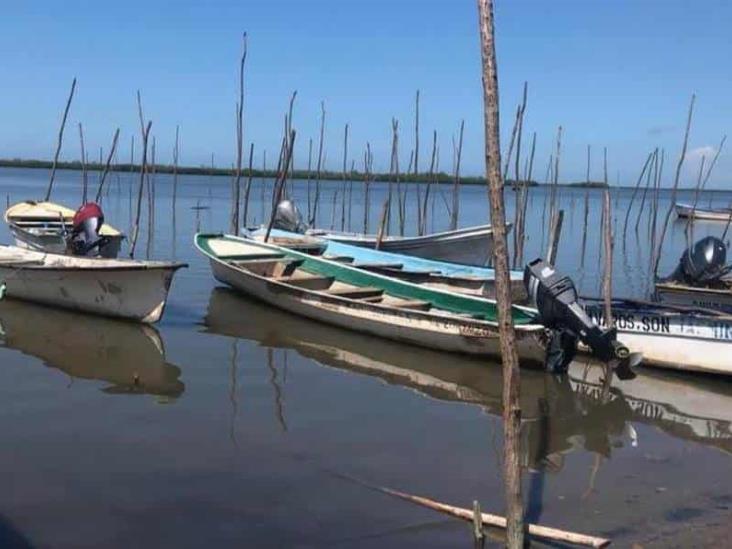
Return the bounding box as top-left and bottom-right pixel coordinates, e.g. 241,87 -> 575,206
68,202 -> 109,257
524,258 -> 638,379
273,200 -> 308,234
662,236 -> 730,287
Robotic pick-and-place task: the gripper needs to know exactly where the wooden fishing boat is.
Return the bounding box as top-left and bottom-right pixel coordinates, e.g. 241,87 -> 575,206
0,299 -> 184,398
582,298 -> 732,376
205,289 -> 732,457
308,223 -> 508,265
675,202 -> 732,222
252,228 -> 526,299
0,246 -> 186,323
4,201 -> 124,257
195,232 -> 548,363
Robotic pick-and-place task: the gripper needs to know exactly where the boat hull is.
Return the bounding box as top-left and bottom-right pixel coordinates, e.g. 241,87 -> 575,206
314,224 -> 508,264
197,234 -> 547,363
655,282 -> 732,315
584,300 -> 732,376
0,248 -> 185,323
675,203 -> 732,221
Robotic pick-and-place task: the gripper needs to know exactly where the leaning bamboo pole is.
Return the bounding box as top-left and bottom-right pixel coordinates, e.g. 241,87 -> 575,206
242,143 -> 255,227
634,148 -> 657,234
129,91 -> 152,258
621,151 -> 654,245
477,1 -> 523,546
310,102 -> 326,226
450,120 -> 465,231
340,123 -> 349,231
78,123 -> 88,203
44,78 -> 77,201
264,130 -> 296,242
580,145 -> 591,266
420,130 -> 438,235
231,33 -> 248,236
363,142 -> 373,233
653,95 -> 695,276
94,128 -> 121,204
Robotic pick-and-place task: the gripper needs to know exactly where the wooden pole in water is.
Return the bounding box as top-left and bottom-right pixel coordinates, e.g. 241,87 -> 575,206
306,137 -> 313,222
686,155 -> 707,248
363,142 -> 372,233
78,123 -> 88,204
340,123 -> 349,231
420,130 -> 438,236
516,131 -> 535,267
242,143 -> 255,228
94,128 -> 121,204
622,151 -> 654,244
477,1 -> 523,546
130,91 -> 152,259
581,145 -> 591,266
634,148 -> 657,234
264,130 -> 296,242
414,89 -> 420,178
310,102 -> 326,226
450,120 -> 465,231
547,210 -> 564,266
602,155 -> 613,328
171,125 -> 179,217
654,95 -> 695,277
44,77 -> 76,201
231,32 -> 248,236
375,199 -> 389,250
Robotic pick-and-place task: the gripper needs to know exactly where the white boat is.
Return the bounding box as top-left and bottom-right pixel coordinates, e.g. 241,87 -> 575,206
4,201 -> 124,257
0,299 -> 184,398
195,232 -> 549,363
674,202 -> 732,222
655,281 -> 732,315
308,223 -> 509,265
0,246 -> 185,323
583,298 -> 732,376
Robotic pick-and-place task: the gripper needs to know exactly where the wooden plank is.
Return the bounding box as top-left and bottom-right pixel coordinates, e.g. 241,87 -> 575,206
323,255 -> 355,263
275,274 -> 334,290
390,299 -> 432,311
353,262 -> 404,270
326,286 -> 384,299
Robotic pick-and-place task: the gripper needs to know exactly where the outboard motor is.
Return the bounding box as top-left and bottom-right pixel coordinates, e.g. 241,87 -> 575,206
524,258 -> 638,379
662,236 -> 730,287
273,200 -> 308,234
68,202 -> 108,256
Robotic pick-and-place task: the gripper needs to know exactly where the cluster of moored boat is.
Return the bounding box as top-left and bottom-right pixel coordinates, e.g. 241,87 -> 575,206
1,197 -> 731,379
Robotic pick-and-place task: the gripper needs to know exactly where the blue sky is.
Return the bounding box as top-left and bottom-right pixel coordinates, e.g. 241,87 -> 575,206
1,0 -> 730,187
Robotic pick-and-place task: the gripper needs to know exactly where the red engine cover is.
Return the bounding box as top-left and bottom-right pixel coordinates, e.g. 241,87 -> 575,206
73,202 -> 105,228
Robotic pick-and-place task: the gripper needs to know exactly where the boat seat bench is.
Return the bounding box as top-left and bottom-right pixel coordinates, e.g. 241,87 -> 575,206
275,274 -> 335,290
325,286 -> 384,299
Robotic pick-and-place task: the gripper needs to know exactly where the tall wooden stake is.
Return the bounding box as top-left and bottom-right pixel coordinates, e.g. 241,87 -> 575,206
44,78 -> 77,201
340,123 -> 349,231
78,123 -> 88,203
242,143 -> 255,228
130,91 -> 152,258
654,95 -> 695,277
450,120 -> 465,230
310,102 -> 326,226
477,1 -> 523,546
232,33 -> 248,236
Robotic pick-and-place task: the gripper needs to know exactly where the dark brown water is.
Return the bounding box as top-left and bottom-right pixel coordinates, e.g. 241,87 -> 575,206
0,167 -> 730,547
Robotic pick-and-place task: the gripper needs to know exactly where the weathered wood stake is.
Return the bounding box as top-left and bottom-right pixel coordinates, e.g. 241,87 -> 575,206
44,78 -> 77,201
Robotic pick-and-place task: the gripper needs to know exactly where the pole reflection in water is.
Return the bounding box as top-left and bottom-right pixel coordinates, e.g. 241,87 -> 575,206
0,299 -> 185,400
204,287 -> 732,463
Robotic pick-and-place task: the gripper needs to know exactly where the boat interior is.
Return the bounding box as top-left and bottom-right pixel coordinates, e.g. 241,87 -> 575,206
202,235 -> 536,324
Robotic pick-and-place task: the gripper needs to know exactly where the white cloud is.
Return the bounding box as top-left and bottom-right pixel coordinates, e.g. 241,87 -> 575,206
687,145 -> 717,161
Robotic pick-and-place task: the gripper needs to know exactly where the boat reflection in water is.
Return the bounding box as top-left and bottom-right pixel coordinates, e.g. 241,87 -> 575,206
0,299 -> 184,400
205,288 -> 732,466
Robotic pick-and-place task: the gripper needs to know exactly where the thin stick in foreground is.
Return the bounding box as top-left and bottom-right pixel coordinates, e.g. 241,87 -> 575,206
374,484 -> 610,548
231,32 -> 248,236
477,0 -> 524,547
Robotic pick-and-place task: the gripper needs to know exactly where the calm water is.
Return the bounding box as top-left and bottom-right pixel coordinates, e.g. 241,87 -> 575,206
0,166 -> 730,548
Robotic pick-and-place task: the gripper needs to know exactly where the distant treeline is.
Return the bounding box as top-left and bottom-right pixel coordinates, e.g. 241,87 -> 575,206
0,157 -> 612,188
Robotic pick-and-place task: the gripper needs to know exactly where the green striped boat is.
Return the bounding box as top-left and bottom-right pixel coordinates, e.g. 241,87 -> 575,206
195,233 -> 548,363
